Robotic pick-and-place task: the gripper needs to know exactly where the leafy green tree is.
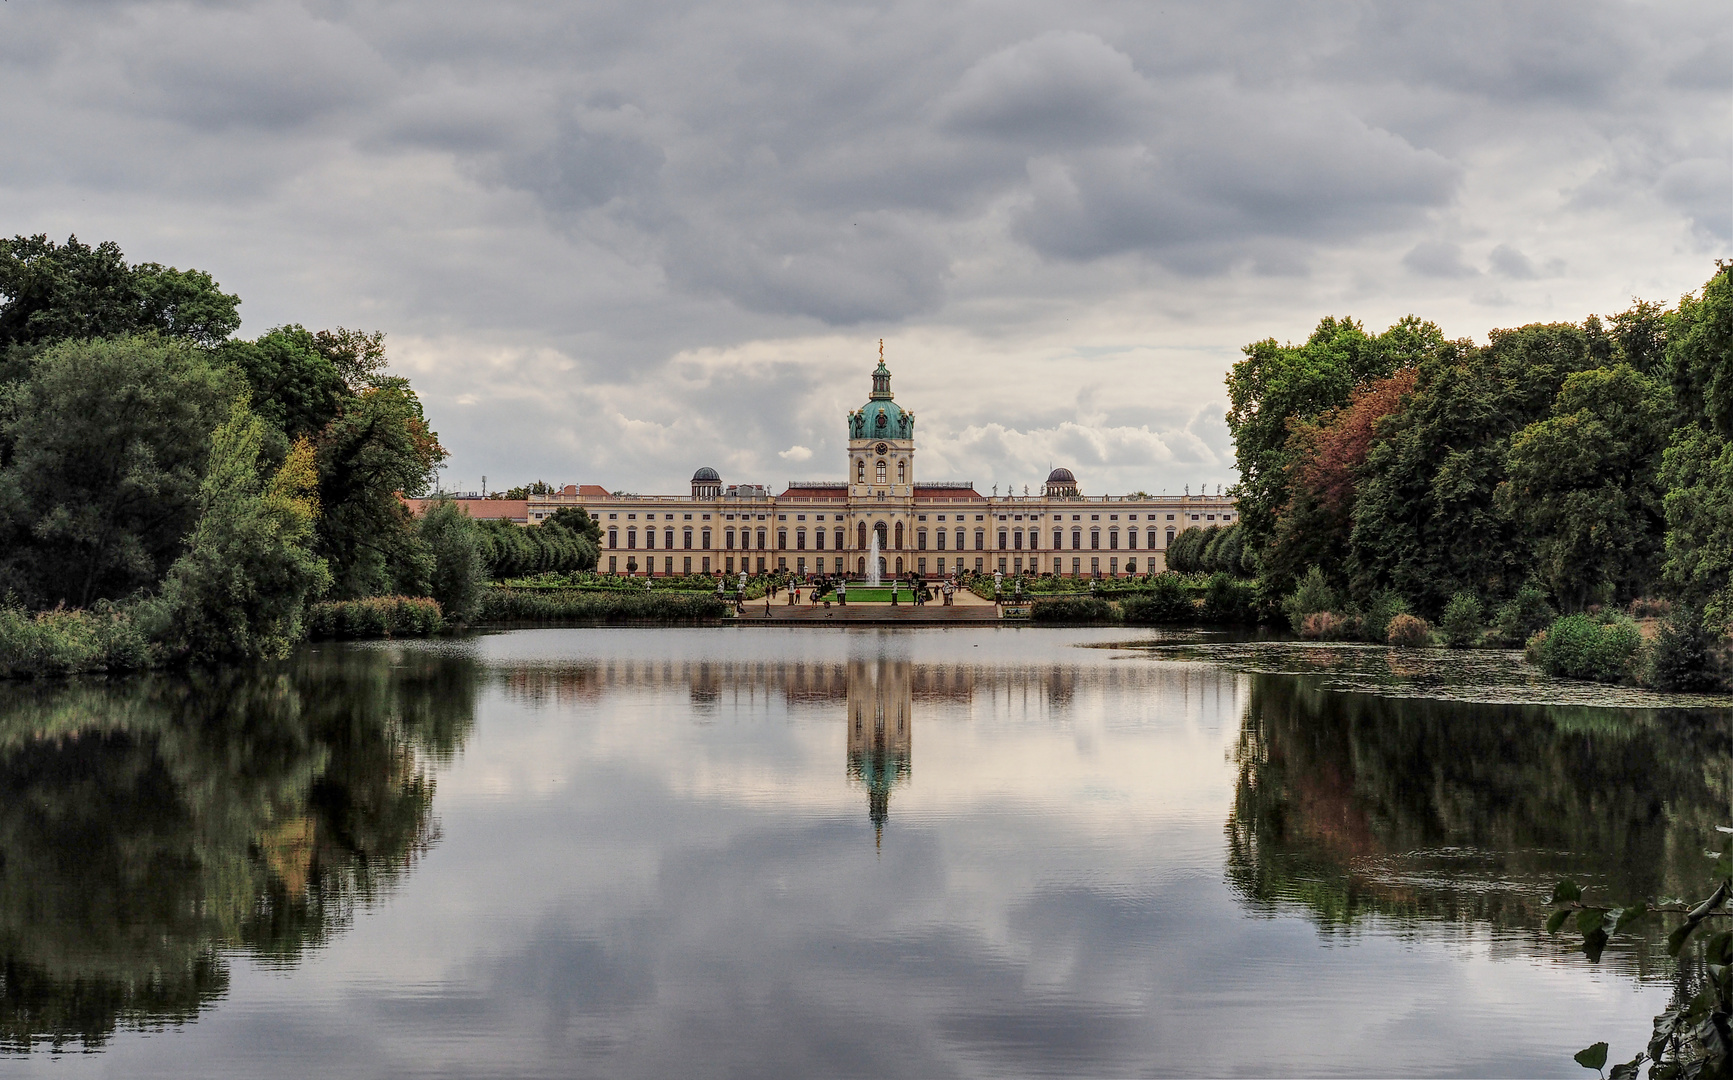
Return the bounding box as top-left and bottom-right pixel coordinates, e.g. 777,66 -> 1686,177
150,398 -> 330,663
0,335 -> 241,607
0,235 -> 240,351
1438,592 -> 1484,648
418,498 -> 486,623
313,379 -> 445,599
1499,365 -> 1670,609
1660,266 -> 1733,618
1227,316 -> 1444,549
1351,325 -> 1604,615
546,506 -> 603,546
217,326 -> 345,441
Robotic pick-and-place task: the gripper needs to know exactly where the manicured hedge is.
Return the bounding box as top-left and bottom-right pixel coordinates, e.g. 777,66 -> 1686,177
1030,597 -> 1120,624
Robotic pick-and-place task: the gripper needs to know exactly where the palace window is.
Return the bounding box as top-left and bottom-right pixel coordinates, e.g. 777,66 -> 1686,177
917,529 -> 927,550
1091,530 -> 1100,550
702,529 -> 711,548
858,522 -> 868,549
757,529 -> 767,550
645,530 -> 655,549
626,529 -> 637,549
778,529 -> 788,549
608,529 -> 618,548
725,529 -> 735,549
876,461 -> 887,483
936,530 -> 946,550
815,529 -> 825,549
894,522 -> 904,549
1052,529 -> 1062,549
997,530 -> 1007,550
1147,529 -> 1157,549
1071,529 -> 1081,550
974,530 -> 985,550
1126,530 -> 1136,549
857,460 -> 865,482
1109,529 -> 1119,550
954,529 -> 964,550
1166,529 -> 1175,545
834,528 -> 844,549
683,529 -> 693,549
897,462 -> 905,483
665,529 -> 675,548
796,529 -> 806,550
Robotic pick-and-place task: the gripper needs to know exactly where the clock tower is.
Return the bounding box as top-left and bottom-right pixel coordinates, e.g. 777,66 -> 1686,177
846,341 -> 915,501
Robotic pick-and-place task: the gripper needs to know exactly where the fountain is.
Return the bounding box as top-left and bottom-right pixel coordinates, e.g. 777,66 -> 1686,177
867,532 -> 881,587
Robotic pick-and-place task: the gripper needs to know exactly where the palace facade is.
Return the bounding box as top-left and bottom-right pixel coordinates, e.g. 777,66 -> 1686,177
527,355 -> 1237,578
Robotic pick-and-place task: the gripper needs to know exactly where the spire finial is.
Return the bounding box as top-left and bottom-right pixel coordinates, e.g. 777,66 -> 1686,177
879,338 -> 884,361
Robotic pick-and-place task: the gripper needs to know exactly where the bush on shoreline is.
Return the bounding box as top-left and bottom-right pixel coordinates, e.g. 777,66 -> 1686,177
478,589 -> 729,625
1528,614 -> 1643,684
1030,597 -> 1119,624
307,597 -> 444,640
0,604 -> 154,678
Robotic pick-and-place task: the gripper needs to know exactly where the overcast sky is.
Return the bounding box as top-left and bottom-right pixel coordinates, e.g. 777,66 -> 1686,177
2,1 -> 1727,496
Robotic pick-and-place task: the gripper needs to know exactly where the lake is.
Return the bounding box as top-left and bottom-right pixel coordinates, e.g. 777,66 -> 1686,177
2,626 -> 1723,1077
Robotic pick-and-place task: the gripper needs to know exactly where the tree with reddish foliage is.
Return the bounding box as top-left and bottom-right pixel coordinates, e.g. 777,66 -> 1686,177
1262,368 -> 1418,596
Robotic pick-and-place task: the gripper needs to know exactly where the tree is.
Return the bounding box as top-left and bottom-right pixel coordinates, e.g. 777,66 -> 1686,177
310,327 -> 388,392
151,398 -> 331,662
1659,265 -> 1733,619
0,234 -> 240,351
1350,324 -> 1604,615
217,326 -> 346,441
418,498 -> 486,622
545,506 -> 602,546
313,379 -> 445,599
1499,364 -> 1670,609
1262,368 -> 1418,596
0,335 -> 241,607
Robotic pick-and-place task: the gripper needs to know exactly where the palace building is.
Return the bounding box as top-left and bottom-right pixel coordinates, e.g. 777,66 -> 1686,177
527,352 -> 1237,578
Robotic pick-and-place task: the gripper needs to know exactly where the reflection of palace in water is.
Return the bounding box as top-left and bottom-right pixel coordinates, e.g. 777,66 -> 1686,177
846,659 -> 913,845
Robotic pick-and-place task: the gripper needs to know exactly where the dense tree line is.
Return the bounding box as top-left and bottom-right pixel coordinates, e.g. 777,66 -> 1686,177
0,233 -> 562,666
1164,523 -> 1251,576
1225,263 -> 1733,678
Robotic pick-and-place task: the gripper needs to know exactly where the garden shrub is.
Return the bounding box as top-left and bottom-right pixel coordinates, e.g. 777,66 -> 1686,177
1439,592 -> 1485,648
478,589 -> 729,625
1644,607 -> 1725,692
1281,566 -> 1337,634
307,596 -> 444,640
1530,613 -> 1643,683
1386,613 -> 1432,648
1300,611 -> 1347,640
0,603 -> 154,678
1031,597 -> 1119,624
1488,581 -> 1556,647
1201,572 -> 1258,624
1358,591 -> 1409,644
1121,575 -> 1196,624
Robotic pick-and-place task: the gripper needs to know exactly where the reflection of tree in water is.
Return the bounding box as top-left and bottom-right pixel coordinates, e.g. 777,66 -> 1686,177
0,644 -> 478,1052
845,659 -> 912,847
1227,673 -> 1733,973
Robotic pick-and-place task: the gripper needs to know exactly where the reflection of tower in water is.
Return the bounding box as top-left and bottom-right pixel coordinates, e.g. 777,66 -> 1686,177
845,658 -> 912,847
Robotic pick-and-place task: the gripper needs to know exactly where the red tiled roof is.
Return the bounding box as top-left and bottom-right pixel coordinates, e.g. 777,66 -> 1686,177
779,486 -> 849,499
403,498 -> 529,522
578,485 -> 611,498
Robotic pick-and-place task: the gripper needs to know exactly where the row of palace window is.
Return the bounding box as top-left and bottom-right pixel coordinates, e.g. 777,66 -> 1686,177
604,522 -> 1181,552
858,460 -> 906,484
600,553 -> 1157,577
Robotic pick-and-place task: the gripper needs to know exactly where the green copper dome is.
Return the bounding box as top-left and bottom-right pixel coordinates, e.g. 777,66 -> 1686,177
848,357 -> 915,440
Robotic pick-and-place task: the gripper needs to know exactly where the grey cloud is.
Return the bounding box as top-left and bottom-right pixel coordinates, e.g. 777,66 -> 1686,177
1658,157 -> 1732,241
938,32 -> 1155,147
1403,240 -> 1478,279
100,3 -> 392,131
1488,243 -> 1537,279
0,0 -> 1724,493
1014,93 -> 1458,264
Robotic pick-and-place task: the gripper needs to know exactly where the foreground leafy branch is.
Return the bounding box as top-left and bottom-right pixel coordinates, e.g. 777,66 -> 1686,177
1549,831 -> 1733,1079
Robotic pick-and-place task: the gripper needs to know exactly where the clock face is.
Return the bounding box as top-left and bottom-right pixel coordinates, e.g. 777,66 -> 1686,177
875,443 -> 888,455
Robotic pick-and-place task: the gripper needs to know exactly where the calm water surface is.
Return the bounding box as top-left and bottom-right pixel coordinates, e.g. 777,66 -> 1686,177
3,626 -> 1729,1077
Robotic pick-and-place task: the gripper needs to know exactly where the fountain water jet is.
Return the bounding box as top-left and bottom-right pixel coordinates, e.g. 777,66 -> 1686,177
867,532 -> 881,587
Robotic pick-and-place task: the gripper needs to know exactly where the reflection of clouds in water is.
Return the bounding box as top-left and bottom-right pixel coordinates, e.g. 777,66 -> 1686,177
49,628 -> 1677,1076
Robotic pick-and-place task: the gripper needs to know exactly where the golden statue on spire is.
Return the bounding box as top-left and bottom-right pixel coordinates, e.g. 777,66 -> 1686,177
879,338 -> 884,361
